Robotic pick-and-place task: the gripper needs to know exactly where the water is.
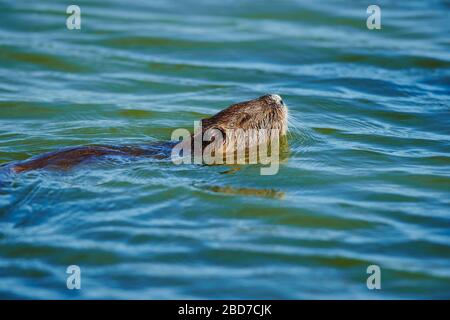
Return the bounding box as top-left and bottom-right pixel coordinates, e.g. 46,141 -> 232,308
0,0 -> 449,299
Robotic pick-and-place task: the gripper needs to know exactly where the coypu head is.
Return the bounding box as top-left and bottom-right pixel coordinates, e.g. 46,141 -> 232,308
172,94 -> 289,172
201,94 -> 288,136
191,94 -> 289,158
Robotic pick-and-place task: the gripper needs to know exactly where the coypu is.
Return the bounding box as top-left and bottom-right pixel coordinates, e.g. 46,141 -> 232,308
1,94 -> 288,174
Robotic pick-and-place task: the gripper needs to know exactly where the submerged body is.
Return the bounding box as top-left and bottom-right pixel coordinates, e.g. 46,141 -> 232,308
8,142 -> 176,173
3,94 -> 288,174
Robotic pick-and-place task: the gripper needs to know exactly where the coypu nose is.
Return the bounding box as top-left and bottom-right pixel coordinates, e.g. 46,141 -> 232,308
269,94 -> 284,106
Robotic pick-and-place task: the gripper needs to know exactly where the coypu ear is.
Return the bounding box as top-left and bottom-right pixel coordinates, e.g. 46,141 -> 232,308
201,118 -> 227,142
191,119 -> 227,150
202,125 -> 227,148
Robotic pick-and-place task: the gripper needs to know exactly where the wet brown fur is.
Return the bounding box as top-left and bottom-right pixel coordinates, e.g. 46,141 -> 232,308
10,94 -> 288,173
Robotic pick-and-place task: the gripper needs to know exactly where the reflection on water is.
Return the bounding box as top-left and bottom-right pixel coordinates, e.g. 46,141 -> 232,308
0,0 -> 449,299
204,185 -> 285,199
